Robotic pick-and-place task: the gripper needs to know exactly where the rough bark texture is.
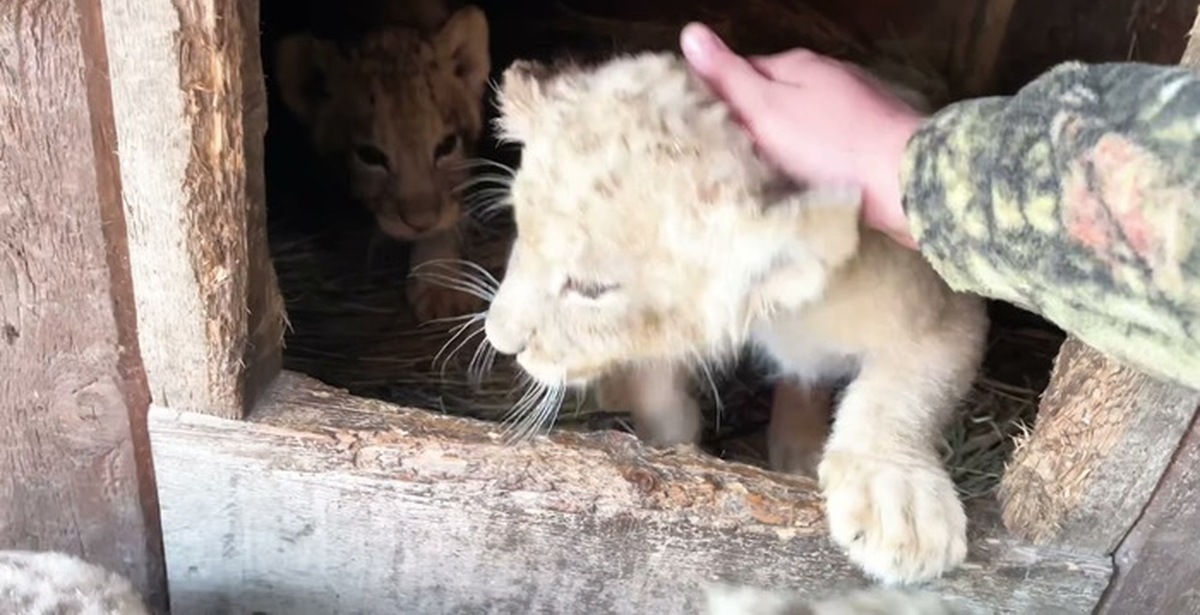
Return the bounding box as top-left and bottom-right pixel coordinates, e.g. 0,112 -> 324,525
998,337 -> 1200,552
100,0 -> 285,420
0,0 -> 166,610
1094,12 -> 1200,612
151,372 -> 1111,615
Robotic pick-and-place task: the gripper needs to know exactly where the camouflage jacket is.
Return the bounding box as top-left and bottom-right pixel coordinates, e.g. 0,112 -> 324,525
900,61 -> 1200,389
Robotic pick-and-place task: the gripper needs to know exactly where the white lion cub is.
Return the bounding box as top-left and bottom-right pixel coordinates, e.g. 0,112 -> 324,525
483,53 -> 989,585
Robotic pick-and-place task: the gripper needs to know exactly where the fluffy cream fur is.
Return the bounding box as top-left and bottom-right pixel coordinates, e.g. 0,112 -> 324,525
704,584 -> 963,615
0,550 -> 149,615
484,52 -> 988,585
274,3 -> 491,321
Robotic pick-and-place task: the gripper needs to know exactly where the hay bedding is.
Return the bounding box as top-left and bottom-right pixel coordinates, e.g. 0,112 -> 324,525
265,0 -> 1064,501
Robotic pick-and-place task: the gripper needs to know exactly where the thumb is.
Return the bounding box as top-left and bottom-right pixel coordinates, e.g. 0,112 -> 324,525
680,23 -> 769,117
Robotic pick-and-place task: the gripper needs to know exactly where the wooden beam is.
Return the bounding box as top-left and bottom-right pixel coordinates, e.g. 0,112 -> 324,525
151,372 -> 1110,614
99,0 -> 285,420
0,0 -> 166,609
998,337 -> 1200,552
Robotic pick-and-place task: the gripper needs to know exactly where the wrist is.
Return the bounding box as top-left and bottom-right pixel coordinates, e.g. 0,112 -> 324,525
863,109 -> 922,249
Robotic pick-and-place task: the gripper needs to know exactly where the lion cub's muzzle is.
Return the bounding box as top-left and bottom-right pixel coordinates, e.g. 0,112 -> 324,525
373,198 -> 457,240
483,309 -> 526,356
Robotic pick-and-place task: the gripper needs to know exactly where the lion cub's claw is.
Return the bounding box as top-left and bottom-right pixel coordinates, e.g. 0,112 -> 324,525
818,448 -> 968,585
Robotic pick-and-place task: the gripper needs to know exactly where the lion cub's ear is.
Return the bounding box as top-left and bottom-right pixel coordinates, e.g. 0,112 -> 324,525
494,59 -> 554,143
435,6 -> 491,102
760,186 -> 864,270
748,188 -> 862,315
274,34 -> 341,125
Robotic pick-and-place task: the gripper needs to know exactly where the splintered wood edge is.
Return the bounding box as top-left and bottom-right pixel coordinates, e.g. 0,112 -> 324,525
998,337 -> 1200,553
149,371 -> 1112,614
102,0 -> 285,420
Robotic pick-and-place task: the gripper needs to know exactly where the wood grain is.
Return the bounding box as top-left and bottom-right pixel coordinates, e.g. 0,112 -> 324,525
151,372 -> 1111,615
0,0 -> 166,609
998,337 -> 1200,553
100,0 -> 285,420
1096,413 -> 1200,614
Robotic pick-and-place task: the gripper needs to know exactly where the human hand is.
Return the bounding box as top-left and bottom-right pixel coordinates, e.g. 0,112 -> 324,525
680,23 -> 922,248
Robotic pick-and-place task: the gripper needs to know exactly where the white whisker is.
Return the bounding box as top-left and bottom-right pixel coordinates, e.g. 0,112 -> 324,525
431,313 -> 486,371
437,324 -> 486,378
409,272 -> 497,302
693,355 -> 724,432
411,258 -> 502,290
500,376 -> 567,446
466,335 -> 496,388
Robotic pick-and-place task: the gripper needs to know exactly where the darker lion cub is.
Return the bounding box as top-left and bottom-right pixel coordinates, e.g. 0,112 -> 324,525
273,1 -> 491,321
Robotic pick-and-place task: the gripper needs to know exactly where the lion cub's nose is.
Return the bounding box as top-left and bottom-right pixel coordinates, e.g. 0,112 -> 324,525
484,311 -> 527,356
400,208 -> 440,233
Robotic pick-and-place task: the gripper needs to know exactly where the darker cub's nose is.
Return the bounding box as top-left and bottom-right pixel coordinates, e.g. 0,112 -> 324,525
400,208 -> 440,233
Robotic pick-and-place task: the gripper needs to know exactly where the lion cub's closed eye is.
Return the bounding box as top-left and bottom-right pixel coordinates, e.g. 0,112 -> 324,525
272,1 -> 493,322
484,52 -> 988,587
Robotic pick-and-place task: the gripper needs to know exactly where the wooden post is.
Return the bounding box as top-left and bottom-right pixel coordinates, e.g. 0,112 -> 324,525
998,338 -> 1200,552
99,0 -> 285,420
998,4 -> 1200,552
0,0 -> 167,609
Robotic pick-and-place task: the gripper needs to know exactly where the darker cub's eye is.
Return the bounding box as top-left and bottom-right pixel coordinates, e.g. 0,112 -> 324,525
434,133 -> 461,160
564,278 -> 619,300
354,144 -> 388,168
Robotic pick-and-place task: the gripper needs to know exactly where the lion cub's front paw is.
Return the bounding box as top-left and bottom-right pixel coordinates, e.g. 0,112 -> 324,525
407,276 -> 485,323
818,448 -> 967,585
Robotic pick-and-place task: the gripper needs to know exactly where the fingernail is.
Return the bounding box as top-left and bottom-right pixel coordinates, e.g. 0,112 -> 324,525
681,22 -> 725,65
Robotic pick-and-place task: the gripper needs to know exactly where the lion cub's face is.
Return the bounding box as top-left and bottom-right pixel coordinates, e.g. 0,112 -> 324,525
275,8 -> 491,240
484,54 -> 861,387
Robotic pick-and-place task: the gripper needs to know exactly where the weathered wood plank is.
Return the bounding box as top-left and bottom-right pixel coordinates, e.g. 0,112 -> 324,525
998,337 -> 1200,553
152,371 -> 1110,615
1095,412 -> 1200,614
100,0 -> 285,420
0,0 -> 166,609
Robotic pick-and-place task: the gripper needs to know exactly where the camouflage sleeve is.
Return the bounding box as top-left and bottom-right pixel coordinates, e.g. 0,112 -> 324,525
899,61 -> 1200,389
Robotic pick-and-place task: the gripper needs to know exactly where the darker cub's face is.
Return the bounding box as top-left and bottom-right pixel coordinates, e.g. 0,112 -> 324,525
273,8 -> 491,240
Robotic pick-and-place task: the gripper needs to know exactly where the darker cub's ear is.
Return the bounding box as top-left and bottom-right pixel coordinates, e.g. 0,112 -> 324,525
494,59 -> 552,143
435,5 -> 492,102
274,34 -> 341,125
